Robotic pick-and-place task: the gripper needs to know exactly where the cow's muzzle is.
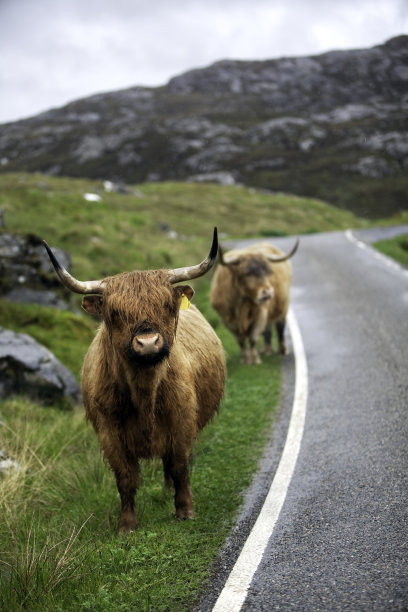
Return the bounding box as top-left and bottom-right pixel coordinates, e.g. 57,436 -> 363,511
255,287 -> 275,305
128,332 -> 170,366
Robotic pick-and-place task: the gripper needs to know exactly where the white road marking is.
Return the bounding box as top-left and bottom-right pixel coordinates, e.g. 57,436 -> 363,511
212,307 -> 308,612
345,229 -> 408,278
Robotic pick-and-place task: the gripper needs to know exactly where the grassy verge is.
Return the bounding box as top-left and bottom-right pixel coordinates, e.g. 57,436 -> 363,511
373,234 -> 408,268
0,314 -> 281,610
0,172 -> 374,273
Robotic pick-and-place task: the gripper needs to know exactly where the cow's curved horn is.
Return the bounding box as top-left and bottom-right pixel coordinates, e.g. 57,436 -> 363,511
167,227 -> 218,283
266,238 -> 299,263
42,241 -> 104,294
219,245 -> 241,266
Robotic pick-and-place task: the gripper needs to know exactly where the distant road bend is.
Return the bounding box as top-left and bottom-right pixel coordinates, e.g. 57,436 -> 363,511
199,226 -> 408,611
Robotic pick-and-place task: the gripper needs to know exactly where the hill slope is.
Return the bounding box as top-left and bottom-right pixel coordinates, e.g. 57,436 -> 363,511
0,36 -> 407,219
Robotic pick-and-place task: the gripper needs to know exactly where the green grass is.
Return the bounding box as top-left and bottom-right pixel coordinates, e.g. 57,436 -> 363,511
373,234 -> 408,268
0,170 -> 380,315
0,172 -> 373,267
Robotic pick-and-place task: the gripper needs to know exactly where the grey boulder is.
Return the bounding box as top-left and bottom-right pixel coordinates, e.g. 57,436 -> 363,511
0,326 -> 80,406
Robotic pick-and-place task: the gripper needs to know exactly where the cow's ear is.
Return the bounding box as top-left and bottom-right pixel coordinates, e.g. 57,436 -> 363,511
82,295 -> 103,316
174,285 -> 195,303
179,285 -> 194,300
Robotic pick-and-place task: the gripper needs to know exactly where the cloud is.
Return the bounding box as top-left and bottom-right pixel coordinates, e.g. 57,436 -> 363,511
0,0 -> 407,123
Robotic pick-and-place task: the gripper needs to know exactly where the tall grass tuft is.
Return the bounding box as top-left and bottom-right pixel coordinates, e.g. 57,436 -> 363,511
0,517 -> 90,610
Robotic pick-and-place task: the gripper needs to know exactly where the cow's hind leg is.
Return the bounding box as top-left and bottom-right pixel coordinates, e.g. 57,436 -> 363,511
163,452 -> 194,520
276,319 -> 288,355
163,457 -> 173,490
261,324 -> 273,356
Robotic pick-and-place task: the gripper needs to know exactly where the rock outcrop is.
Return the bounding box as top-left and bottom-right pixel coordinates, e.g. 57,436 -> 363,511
0,232 -> 72,309
0,36 -> 407,218
0,326 -> 80,405
0,232 -> 80,406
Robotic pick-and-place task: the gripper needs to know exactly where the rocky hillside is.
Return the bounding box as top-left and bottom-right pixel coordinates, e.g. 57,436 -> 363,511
1,35 -> 407,218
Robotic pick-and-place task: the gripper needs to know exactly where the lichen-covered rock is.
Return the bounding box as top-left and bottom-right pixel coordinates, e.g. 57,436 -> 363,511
0,326 -> 80,406
0,233 -> 72,308
0,449 -> 22,475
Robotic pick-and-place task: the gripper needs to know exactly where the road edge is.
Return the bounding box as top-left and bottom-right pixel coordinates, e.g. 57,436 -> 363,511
212,307 -> 308,612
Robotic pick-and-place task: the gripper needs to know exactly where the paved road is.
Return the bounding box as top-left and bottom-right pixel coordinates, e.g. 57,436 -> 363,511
197,227 -> 408,611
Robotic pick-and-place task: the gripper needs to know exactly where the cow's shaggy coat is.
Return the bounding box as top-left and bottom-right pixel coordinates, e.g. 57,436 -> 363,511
210,242 -> 296,364
43,240 -> 226,534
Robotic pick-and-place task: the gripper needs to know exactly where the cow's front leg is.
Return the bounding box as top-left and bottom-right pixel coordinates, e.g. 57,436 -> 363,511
249,337 -> 262,364
105,448 -> 140,534
163,452 -> 194,520
248,307 -> 268,364
236,335 -> 251,364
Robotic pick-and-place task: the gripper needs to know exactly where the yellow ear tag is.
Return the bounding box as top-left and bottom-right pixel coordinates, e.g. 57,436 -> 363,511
179,293 -> 191,310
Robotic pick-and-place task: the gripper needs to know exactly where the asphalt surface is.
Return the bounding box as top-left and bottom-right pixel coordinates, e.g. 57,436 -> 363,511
197,226 -> 408,611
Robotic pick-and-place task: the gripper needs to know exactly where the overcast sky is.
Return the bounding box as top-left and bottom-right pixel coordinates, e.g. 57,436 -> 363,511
0,0 -> 407,124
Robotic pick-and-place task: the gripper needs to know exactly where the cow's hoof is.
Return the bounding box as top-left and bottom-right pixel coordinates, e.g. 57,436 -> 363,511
249,355 -> 262,365
118,515 -> 138,535
118,526 -> 137,536
176,508 -> 195,520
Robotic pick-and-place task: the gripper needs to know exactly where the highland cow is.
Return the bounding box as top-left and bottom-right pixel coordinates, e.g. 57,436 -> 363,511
43,229 -> 226,534
210,240 -> 298,364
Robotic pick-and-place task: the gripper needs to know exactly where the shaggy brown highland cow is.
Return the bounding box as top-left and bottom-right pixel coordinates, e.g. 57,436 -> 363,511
210,240 -> 298,364
43,229 -> 226,534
